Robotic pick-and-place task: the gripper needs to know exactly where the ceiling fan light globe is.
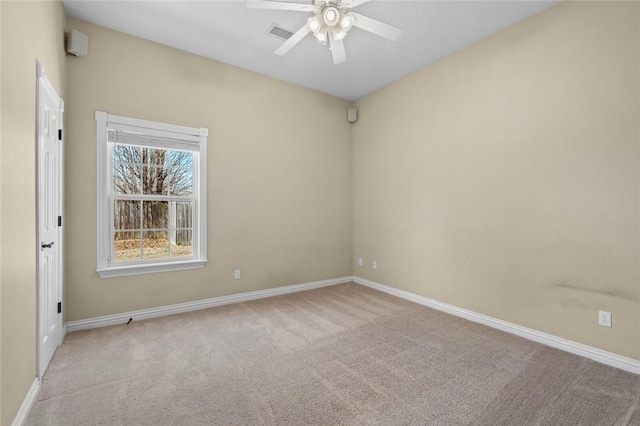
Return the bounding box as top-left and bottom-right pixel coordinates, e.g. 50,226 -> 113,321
315,31 -> 327,42
308,17 -> 320,32
325,9 -> 336,22
340,13 -> 355,30
323,7 -> 340,27
331,24 -> 347,41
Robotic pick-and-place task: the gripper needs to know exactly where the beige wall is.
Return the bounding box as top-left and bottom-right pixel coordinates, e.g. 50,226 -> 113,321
64,19 -> 353,322
0,1 -> 67,424
353,1 -> 640,361
2,2 -> 638,422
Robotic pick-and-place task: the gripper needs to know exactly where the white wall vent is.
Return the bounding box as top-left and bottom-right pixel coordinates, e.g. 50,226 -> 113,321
267,24 -> 294,40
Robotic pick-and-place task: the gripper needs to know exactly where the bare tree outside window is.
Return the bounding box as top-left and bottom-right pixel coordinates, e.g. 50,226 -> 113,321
112,144 -> 194,262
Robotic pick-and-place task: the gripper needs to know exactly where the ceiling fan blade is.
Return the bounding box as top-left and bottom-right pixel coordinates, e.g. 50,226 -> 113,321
275,24 -> 311,56
329,31 -> 346,64
345,0 -> 371,8
352,13 -> 403,41
247,0 -> 314,12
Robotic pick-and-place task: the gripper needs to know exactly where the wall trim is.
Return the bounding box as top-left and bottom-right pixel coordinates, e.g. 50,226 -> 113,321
354,276 -> 640,375
65,275 -> 639,374
66,276 -> 352,332
11,378 -> 40,426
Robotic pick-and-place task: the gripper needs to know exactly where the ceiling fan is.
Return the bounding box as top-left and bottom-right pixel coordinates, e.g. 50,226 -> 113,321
247,0 -> 403,64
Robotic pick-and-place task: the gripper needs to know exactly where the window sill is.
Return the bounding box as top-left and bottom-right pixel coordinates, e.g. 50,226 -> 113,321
97,259 -> 207,278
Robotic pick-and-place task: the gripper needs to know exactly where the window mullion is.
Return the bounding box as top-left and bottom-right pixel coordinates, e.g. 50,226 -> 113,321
107,138 -> 115,266
114,194 -> 193,202
109,194 -> 114,264
168,201 -> 172,259
139,199 -> 143,261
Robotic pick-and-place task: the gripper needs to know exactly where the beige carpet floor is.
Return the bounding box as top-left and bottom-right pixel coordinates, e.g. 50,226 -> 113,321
26,282 -> 640,425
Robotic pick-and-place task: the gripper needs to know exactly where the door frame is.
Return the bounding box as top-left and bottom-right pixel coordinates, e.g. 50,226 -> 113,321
36,62 -> 64,379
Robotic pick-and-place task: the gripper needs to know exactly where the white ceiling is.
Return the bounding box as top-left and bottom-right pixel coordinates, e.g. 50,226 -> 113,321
63,0 -> 559,101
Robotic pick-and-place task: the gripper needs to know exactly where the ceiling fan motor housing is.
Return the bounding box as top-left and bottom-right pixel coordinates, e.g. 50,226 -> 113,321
309,0 -> 355,42
313,0 -> 347,15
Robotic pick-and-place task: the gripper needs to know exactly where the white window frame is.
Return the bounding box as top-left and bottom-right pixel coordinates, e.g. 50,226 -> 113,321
95,111 -> 207,278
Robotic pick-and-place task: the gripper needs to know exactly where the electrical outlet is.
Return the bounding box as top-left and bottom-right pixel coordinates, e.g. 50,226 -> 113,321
234,269 -> 241,280
372,260 -> 378,270
358,258 -> 363,266
598,310 -> 611,327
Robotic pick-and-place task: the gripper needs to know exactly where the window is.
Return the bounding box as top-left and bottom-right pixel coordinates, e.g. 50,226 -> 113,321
95,111 -> 207,278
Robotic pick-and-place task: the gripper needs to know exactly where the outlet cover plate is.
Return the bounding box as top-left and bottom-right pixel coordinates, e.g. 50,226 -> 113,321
598,310 -> 611,327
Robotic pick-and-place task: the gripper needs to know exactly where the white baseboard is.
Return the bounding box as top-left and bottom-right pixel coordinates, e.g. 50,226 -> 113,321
64,274 -> 639,374
11,378 -> 39,426
66,276 -> 352,332
354,276 -> 640,375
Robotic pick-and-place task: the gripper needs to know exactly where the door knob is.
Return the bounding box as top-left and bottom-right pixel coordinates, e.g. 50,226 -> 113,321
41,241 -> 55,250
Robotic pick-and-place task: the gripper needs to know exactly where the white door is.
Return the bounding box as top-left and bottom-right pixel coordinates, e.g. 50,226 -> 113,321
37,63 -> 64,378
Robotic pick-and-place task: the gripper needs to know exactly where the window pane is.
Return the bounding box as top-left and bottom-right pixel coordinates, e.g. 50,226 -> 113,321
169,150 -> 193,195
142,165 -> 168,195
143,148 -> 167,166
114,231 -> 141,262
114,200 -> 140,230
140,149 -> 194,196
113,144 -> 141,163
166,165 -> 193,196
169,201 -> 193,229
143,201 -> 168,229
142,147 -> 168,195
170,230 -> 192,259
143,231 -> 169,260
113,145 -> 141,195
168,150 -> 192,169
